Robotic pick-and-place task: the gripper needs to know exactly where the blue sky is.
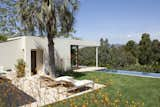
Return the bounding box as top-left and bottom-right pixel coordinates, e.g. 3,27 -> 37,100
74,0 -> 160,44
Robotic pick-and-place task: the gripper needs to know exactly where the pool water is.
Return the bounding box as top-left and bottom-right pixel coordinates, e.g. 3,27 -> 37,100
102,69 -> 160,78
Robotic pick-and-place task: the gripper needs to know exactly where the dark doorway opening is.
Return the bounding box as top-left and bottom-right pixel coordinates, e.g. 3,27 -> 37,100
31,50 -> 37,75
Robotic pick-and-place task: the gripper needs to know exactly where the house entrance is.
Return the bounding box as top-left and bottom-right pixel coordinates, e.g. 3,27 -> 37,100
31,50 -> 37,75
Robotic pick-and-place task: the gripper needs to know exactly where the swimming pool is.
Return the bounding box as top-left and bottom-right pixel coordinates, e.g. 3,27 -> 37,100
102,69 -> 160,78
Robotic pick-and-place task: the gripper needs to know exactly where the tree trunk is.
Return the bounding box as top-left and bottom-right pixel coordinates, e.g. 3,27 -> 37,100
46,1 -> 56,78
47,33 -> 56,78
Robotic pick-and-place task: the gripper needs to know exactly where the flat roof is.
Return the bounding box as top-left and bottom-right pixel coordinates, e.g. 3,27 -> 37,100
1,36 -> 100,47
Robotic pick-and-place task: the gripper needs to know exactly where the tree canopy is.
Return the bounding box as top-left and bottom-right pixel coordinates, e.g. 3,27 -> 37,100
138,33 -> 152,65
0,0 -> 18,34
16,0 -> 79,36
79,33 -> 160,73
0,0 -> 79,36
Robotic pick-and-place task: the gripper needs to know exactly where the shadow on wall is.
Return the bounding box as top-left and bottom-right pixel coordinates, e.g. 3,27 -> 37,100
55,49 -> 64,71
34,40 -> 65,75
42,48 -> 65,76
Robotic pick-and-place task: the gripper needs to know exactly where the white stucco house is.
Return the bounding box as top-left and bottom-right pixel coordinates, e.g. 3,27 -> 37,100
0,36 -> 99,76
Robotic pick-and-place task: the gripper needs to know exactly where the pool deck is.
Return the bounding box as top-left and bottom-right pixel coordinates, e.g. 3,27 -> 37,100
74,67 -> 106,72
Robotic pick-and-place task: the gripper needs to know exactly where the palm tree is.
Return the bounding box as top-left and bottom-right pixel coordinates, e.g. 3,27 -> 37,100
17,0 -> 79,77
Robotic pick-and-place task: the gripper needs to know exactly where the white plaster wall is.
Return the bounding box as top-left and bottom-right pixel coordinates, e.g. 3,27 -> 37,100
54,39 -> 71,71
0,36 -> 99,75
53,38 -> 100,71
24,36 -> 47,76
24,36 -> 71,74
0,39 -> 24,69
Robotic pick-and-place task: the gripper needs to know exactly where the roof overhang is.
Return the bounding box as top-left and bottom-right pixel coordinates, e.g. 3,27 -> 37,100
54,38 -> 100,47
2,36 -> 100,47
69,39 -> 100,47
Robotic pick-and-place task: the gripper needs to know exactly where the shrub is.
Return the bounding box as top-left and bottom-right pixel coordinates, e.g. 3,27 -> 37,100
116,64 -> 160,73
106,64 -> 112,69
15,59 -> 26,78
152,65 -> 160,73
0,35 -> 8,42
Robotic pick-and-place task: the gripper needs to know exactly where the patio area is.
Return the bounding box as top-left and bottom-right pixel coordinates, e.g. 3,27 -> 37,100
10,75 -> 105,107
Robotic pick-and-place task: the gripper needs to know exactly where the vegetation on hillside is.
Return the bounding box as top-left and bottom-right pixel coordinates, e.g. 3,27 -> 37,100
79,33 -> 160,73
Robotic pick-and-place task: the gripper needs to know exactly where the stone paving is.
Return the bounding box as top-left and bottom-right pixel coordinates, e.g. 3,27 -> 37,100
10,75 -> 105,107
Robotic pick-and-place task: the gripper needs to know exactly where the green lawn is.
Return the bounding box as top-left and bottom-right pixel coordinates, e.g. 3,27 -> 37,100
46,71 -> 160,107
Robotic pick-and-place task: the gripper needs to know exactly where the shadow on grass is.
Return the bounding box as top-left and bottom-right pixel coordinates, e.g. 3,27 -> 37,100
58,71 -> 86,79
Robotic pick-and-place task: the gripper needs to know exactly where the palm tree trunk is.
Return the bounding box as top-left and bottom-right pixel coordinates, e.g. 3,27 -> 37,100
46,1 -> 56,78
47,33 -> 56,78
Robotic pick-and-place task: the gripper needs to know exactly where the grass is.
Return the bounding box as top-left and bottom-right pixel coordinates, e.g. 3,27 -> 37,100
45,71 -> 160,107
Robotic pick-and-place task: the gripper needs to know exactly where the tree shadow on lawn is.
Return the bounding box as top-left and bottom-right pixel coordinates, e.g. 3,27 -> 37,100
59,71 -> 86,79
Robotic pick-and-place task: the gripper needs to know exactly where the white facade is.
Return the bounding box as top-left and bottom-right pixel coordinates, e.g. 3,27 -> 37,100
0,36 -> 99,76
